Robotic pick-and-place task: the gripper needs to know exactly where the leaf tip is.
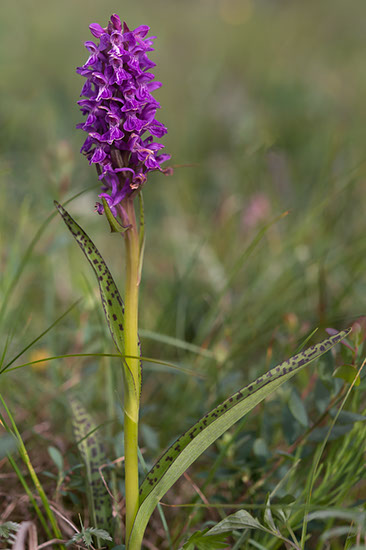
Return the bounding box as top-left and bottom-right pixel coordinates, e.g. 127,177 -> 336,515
54,200 -> 65,216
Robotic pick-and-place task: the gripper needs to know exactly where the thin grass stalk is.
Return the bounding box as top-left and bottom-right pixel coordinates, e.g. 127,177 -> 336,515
232,531 -> 247,549
4,352 -> 195,377
7,454 -> 52,539
0,395 -> 63,542
0,300 -> 81,375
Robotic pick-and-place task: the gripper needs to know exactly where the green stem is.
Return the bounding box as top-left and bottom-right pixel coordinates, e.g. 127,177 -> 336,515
123,198 -> 141,546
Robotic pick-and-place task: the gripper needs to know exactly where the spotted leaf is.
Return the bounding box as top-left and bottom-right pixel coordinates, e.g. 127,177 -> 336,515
55,201 -> 125,356
128,329 -> 351,550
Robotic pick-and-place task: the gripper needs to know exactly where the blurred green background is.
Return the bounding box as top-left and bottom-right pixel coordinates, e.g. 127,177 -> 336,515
2,0 -> 366,343
2,0 -> 366,405
1,0 -> 366,545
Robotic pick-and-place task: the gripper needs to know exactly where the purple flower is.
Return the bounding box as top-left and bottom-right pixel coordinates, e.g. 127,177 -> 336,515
77,15 -> 171,216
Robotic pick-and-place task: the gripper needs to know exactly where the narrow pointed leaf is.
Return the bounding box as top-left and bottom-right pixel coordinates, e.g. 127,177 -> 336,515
102,198 -> 130,233
128,330 -> 350,550
55,201 -> 125,356
206,510 -> 268,535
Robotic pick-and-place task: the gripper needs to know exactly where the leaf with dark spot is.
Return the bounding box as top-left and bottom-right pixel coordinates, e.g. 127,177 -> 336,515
129,330 -> 351,549
55,201 -> 125,356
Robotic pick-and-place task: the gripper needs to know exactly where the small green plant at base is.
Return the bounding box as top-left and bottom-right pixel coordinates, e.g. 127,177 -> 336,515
66,528 -> 113,548
0,522 -> 20,547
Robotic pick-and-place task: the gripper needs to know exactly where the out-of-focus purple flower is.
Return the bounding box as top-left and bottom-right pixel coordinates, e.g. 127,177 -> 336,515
241,193 -> 271,230
77,15 -> 170,216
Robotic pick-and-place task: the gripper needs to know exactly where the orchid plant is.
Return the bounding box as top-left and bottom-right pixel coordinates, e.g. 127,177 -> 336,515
54,14 -> 351,550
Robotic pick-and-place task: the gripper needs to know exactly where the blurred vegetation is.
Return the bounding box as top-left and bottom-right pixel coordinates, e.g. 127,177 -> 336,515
0,0 -> 365,548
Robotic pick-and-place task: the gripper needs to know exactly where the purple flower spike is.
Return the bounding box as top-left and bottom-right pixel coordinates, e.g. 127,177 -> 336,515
77,14 -> 170,215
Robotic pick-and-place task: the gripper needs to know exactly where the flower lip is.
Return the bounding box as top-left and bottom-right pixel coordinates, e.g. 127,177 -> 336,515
78,14 -> 170,215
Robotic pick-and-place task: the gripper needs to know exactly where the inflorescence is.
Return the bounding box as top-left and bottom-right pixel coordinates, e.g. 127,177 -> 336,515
77,14 -> 170,216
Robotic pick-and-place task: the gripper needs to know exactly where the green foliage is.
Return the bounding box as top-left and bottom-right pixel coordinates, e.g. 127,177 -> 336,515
181,508 -> 301,550
333,364 -> 361,386
66,526 -> 113,548
48,445 -> 64,473
0,522 -> 19,542
129,332 -> 349,549
288,389 -> 308,427
207,510 -> 269,535
181,529 -> 229,550
307,509 -> 366,547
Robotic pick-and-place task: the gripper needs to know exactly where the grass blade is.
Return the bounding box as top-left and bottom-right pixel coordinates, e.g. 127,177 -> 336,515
7,454 -> 52,540
128,330 -> 350,550
0,300 -> 81,374
3,353 -> 201,379
0,394 -> 62,542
